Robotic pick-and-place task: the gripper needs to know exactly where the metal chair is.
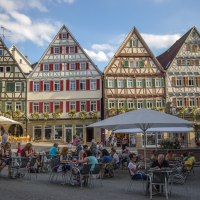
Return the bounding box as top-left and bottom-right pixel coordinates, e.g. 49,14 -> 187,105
90,164 -> 103,187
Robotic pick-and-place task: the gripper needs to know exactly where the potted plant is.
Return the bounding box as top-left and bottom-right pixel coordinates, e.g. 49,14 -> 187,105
79,111 -> 87,119
89,111 -> 98,119
118,107 -> 126,114
31,112 -> 39,120
13,110 -> 23,118
109,108 -> 116,116
52,111 -> 62,119
5,111 -> 12,118
42,112 -> 49,120
68,110 -> 76,118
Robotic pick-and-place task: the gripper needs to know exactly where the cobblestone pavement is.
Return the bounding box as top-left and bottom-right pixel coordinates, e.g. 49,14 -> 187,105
0,166 -> 199,200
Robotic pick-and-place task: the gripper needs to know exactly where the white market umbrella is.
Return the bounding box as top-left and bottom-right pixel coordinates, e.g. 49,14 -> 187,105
0,116 -> 22,125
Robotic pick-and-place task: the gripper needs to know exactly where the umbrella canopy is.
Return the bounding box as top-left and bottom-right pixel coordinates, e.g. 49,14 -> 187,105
88,109 -> 193,131
0,116 -> 22,125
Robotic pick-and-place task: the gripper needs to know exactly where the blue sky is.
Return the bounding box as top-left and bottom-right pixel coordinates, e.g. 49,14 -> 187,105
0,0 -> 200,72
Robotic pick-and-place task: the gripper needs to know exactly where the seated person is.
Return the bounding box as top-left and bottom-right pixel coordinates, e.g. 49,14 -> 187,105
57,147 -> 71,172
21,143 -> 36,157
165,150 -> 175,161
150,150 -> 157,162
101,149 -> 112,163
184,152 -> 196,171
151,154 -> 169,169
49,143 -> 59,158
128,153 -> 147,180
111,148 -> 120,169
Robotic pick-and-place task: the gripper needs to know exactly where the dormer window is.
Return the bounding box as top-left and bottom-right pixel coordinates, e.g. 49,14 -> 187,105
62,33 -> 67,39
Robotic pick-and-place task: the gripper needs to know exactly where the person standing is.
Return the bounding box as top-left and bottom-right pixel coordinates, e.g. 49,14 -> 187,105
2,130 -> 8,144
49,143 -> 59,158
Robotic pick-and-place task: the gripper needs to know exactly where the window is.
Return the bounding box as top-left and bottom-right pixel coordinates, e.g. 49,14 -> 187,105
109,100 -> 115,109
54,81 -> 60,91
132,40 -> 137,46
177,99 -> 183,107
80,101 -> 86,111
69,47 -> 75,53
54,47 -> 59,54
188,77 -> 194,86
54,63 -> 59,71
6,102 -> 12,111
54,125 -> 62,140
186,60 -> 190,66
70,63 -> 75,71
176,77 -> 182,86
15,82 -> 21,92
155,79 -> 161,87
156,100 -> 162,108
34,82 -> 39,92
70,80 -> 76,91
44,102 -> 50,112
90,80 -> 96,90
0,67 -> 3,72
192,45 -> 197,52
90,101 -> 96,111
129,61 -> 139,68
182,60 -> 186,66
136,80 -> 143,87
127,100 -> 134,109
6,82 -> 14,92
44,64 -> 49,71
62,33 -> 67,39
34,126 -> 42,140
118,100 -> 124,108
0,49 -> 3,56
33,103 -> 39,112
70,101 -> 76,111
80,80 -> 86,90
108,80 -> 114,88
127,80 -> 133,88
44,81 -> 50,91
80,63 -> 86,70
6,67 -> 11,72
44,126 -> 52,140
146,79 -> 152,87
16,102 -> 22,111
75,125 -> 83,141
54,102 -> 60,112
118,80 -> 124,88
147,100 -> 153,109
137,100 -> 143,109
189,98 -> 195,107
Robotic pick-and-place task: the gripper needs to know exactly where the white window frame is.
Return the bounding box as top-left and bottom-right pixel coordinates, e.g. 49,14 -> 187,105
189,98 -> 195,107
80,101 -> 86,111
0,49 -> 3,56
155,79 -> 161,87
118,80 -> 124,88
70,63 -> 75,71
90,80 -> 96,90
118,100 -> 124,108
176,77 -> 182,86
62,33 -> 67,39
15,102 -> 22,111
44,102 -> 50,112
108,80 -> 114,88
0,67 -> 3,73
80,63 -> 86,70
70,101 -> 76,111
127,100 -> 134,109
156,100 -> 162,108
188,77 -> 194,86
44,81 -> 50,92
80,80 -> 86,91
136,80 -> 143,87
146,79 -> 152,87
6,102 -> 12,111
44,63 -> 49,71
54,47 -> 59,54
54,81 -> 60,91
54,63 -> 59,71
109,101 -> 115,109
54,125 -> 62,140
177,99 -> 183,107
90,101 -> 97,111
54,102 -> 60,112
70,80 -> 76,91
147,100 -> 153,109
127,80 -> 133,88
69,46 -> 75,53
15,82 -> 21,92
33,82 -> 39,92
6,67 -> 11,72
33,102 -> 39,112
137,100 -> 143,109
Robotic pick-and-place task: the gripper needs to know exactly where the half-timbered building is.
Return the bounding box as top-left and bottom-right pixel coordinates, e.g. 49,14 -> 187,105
157,26 -> 200,147
27,25 -> 102,143
103,27 -> 165,147
0,38 -> 27,136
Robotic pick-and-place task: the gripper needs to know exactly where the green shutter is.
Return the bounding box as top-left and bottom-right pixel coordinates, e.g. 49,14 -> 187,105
129,40 -> 132,47
11,66 -> 15,73
124,60 -> 129,68
124,100 -> 127,110
12,82 -> 15,92
0,81 -> 2,92
115,100 -> 118,109
143,100 -> 147,108
153,100 -> 156,109
22,101 -> 25,112
105,80 -> 108,88
12,101 -> 15,111
133,79 -> 136,87
163,99 -> 166,107
161,78 -> 164,87
124,80 -> 127,88
134,100 -> 137,109
136,39 -> 139,47
106,100 -> 108,109
21,82 -> 24,92
1,102 -> 5,112
143,79 -> 146,87
140,60 -> 145,68
152,79 -> 155,87
115,79 -> 118,88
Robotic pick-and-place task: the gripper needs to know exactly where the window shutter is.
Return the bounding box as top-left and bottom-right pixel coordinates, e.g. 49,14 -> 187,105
161,78 -> 164,87
136,39 -> 139,47
133,79 -> 136,87
29,81 -> 33,92
184,77 -> 188,86
76,80 -> 79,90
51,47 -> 54,54
105,100 -> 108,109
172,98 -> 177,107
115,100 -> 118,109
124,79 -> 127,88
197,97 -> 200,107
60,80 -> 63,91
50,81 -> 54,91
59,33 -> 62,39
0,81 -> 2,92
134,100 -> 137,109
66,46 -> 69,54
40,64 -> 43,71
66,101 -> 69,112
12,82 -> 15,92
153,100 -> 156,108
97,79 -> 100,90
124,100 -> 127,110
60,46 -> 62,54
105,80 -> 108,88
152,78 -> 155,87
49,64 -> 53,71
86,101 -> 90,112
60,101 -> 63,112
76,63 -> 80,70
67,33 -> 70,39
123,60 -> 129,68
66,80 -> 69,91
86,62 -> 89,70
39,102 -> 43,113
97,100 -> 100,111
67,63 -> 70,70
86,79 -> 90,90
50,102 -> 54,113
60,63 -> 62,71
196,77 -> 200,86
29,102 -> 33,113
163,99 -> 166,107
172,77 -> 176,86
184,98 -> 189,107
139,60 -> 145,68
75,46 -> 78,53
143,100 -> 147,108
76,101 -> 80,112
115,79 -> 118,88
22,101 -> 25,112
11,66 -> 15,73
39,81 -> 43,92
129,40 -> 132,47
143,79 -> 146,87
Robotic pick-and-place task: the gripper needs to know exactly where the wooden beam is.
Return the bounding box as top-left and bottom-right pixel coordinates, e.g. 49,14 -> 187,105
115,53 -> 149,57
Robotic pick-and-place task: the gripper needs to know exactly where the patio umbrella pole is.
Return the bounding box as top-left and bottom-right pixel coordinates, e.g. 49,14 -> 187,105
144,130 -> 147,170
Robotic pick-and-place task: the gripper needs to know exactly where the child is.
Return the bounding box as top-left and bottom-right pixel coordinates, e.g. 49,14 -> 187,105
17,142 -> 22,156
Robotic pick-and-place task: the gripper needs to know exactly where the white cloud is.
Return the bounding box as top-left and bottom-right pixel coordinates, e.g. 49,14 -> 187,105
53,0 -> 76,4
91,44 -> 114,51
29,0 -> 48,12
84,49 -> 109,62
141,33 -> 181,49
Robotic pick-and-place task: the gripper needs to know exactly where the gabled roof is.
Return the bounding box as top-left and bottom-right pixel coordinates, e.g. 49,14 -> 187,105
156,27 -> 198,70
29,25 -> 102,77
104,26 -> 164,74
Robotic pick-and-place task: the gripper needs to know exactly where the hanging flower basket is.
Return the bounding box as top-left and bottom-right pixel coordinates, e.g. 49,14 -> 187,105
52,111 -> 62,119
13,110 -> 23,118
68,110 -> 76,118
109,108 -> 116,116
79,111 -> 87,119
89,111 -> 98,119
31,112 -> 39,120
118,107 -> 126,114
42,112 -> 49,120
5,111 -> 12,118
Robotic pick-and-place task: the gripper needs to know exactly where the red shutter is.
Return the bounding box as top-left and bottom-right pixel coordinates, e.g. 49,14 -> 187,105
97,100 -> 100,111
67,63 -> 70,70
97,79 -> 100,90
66,80 -> 69,91
76,63 -> 80,70
50,102 -> 54,113
50,81 -> 54,91
29,102 -> 33,113
60,101 -> 63,112
76,101 -> 80,112
76,80 -> 79,91
67,33 -> 70,39
75,46 -> 78,53
86,79 -> 90,90
59,33 -> 62,39
60,63 -> 62,71
60,46 -> 62,54
196,97 -> 200,107
40,64 -> 43,71
49,64 -> 53,71
66,101 -> 69,112
66,46 -> 69,53
39,102 -> 43,113
29,81 -> 33,92
39,81 -> 43,92
51,47 -> 54,54
86,62 -> 89,70
60,80 -> 63,91
86,101 -> 90,112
